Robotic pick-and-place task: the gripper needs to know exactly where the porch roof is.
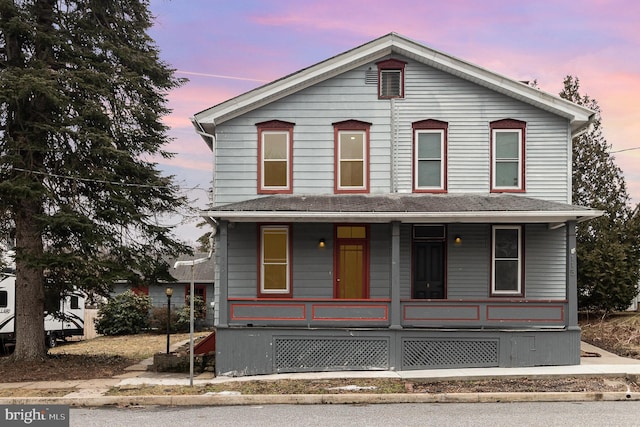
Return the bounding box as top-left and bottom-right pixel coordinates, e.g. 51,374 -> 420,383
202,194 -> 602,225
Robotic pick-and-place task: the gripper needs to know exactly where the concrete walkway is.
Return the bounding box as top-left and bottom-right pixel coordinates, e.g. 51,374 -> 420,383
2,341 -> 640,406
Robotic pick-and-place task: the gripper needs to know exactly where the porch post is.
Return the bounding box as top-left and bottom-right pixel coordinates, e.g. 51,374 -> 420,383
390,221 -> 402,329
218,220 -> 229,327
566,220 -> 578,328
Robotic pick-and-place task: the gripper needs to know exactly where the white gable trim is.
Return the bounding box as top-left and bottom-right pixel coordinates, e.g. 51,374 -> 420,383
192,33 -> 594,137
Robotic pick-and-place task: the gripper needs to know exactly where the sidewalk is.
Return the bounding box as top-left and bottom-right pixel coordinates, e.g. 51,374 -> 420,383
2,341 -> 640,406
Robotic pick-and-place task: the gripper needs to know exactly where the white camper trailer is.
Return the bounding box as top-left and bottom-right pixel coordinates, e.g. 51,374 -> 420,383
0,273 -> 85,350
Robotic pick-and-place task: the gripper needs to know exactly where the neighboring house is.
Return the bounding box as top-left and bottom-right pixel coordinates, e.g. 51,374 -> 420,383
192,33 -> 602,376
111,253 -> 215,326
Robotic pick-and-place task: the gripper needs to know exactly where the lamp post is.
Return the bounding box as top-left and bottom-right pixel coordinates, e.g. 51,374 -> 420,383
165,287 -> 173,354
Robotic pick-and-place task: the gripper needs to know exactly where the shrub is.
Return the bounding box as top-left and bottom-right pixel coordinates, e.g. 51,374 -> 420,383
148,296 -> 206,333
94,290 -> 153,335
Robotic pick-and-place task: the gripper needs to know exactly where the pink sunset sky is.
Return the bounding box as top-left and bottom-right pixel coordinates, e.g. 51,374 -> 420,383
147,0 -> 640,244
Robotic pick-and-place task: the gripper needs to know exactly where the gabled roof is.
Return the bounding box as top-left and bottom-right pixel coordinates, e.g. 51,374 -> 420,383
192,32 -> 595,147
170,252 -> 214,282
202,194 -> 603,225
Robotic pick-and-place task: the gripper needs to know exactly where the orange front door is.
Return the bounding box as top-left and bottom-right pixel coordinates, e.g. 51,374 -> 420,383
335,226 -> 368,299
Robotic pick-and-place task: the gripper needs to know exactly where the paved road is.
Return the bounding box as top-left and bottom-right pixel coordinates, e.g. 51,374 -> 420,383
72,401 -> 640,427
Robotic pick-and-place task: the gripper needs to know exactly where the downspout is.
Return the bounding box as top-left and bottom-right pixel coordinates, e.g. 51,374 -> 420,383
191,119 -> 217,208
390,98 -> 399,193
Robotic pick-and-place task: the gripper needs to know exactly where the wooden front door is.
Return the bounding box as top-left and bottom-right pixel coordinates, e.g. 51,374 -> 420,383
335,226 -> 368,299
413,241 -> 445,299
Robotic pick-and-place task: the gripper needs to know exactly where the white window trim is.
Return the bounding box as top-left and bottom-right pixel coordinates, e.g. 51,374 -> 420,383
414,129 -> 445,191
260,225 -> 290,295
492,128 -> 523,190
380,69 -> 402,98
491,225 -> 522,295
260,130 -> 290,191
337,130 -> 367,191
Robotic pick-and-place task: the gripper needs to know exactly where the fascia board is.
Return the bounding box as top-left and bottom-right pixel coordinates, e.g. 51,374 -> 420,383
193,33 -> 594,131
201,209 -> 604,224
390,41 -> 594,124
193,39 -> 394,126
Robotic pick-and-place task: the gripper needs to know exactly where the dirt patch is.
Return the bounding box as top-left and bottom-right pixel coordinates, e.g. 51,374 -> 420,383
0,388 -> 75,398
0,332 -> 207,383
107,376 -> 640,396
580,313 -> 640,359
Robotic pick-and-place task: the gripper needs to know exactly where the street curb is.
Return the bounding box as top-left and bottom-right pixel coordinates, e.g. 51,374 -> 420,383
0,391 -> 638,407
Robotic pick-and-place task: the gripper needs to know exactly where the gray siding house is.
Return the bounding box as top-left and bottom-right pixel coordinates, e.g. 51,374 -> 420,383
192,33 -> 602,376
111,253 -> 215,327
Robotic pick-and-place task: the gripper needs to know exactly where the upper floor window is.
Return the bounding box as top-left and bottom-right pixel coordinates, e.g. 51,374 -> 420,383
412,119 -> 448,192
333,120 -> 371,193
259,225 -> 291,297
257,120 -> 294,194
491,225 -> 523,296
377,59 -> 406,99
491,119 -> 526,192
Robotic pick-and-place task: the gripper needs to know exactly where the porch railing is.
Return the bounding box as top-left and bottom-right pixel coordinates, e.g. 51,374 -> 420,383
226,298 -> 568,329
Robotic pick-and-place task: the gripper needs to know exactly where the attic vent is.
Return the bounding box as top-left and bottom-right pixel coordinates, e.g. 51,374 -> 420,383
365,69 -> 377,85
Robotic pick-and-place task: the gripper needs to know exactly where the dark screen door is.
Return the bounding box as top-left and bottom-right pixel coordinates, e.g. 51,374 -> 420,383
413,241 -> 444,299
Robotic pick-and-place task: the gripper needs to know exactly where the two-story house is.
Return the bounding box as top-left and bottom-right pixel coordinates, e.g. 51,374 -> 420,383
192,33 -> 602,376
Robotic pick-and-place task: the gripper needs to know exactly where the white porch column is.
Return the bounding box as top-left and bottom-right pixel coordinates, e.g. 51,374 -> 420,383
566,220 -> 578,328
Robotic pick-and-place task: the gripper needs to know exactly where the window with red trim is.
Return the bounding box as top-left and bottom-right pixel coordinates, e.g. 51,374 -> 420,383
258,225 -> 292,297
333,120 -> 370,193
412,119 -> 448,192
257,120 -> 294,194
377,59 -> 406,99
491,119 -> 526,192
131,286 -> 149,296
491,225 -> 523,296
185,284 -> 207,318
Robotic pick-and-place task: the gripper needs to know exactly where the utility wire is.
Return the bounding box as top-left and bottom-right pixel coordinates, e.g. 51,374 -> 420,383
612,146 -> 640,154
10,166 -> 208,194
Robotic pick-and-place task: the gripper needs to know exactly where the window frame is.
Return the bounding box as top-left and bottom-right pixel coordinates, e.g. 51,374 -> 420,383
412,119 -> 448,193
258,224 -> 292,298
257,120 -> 295,194
491,225 -> 524,296
333,120 -> 371,193
376,59 -> 406,99
490,119 -> 526,192
184,284 -> 208,318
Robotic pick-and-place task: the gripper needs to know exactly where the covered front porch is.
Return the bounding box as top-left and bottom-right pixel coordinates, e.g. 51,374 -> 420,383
206,193 -> 601,376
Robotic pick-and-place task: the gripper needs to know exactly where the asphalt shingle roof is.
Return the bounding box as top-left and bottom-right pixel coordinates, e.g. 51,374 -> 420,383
208,194 -> 593,214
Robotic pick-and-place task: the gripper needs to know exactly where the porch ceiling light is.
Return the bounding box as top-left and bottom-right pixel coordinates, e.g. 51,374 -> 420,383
454,236 -> 462,245
318,238 -> 326,248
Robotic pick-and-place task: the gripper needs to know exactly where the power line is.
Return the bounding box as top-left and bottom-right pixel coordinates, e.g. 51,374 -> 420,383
612,146 -> 640,154
10,167 -> 209,194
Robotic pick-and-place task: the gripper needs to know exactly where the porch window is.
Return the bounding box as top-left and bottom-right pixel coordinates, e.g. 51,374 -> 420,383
257,120 -> 294,193
412,119 -> 448,192
491,225 -> 522,295
491,119 -> 525,192
259,225 -> 291,296
333,120 -> 370,193
377,59 -> 406,99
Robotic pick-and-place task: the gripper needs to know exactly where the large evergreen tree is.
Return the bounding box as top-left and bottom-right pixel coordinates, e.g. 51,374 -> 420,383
560,76 -> 640,312
0,0 -> 190,360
